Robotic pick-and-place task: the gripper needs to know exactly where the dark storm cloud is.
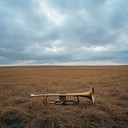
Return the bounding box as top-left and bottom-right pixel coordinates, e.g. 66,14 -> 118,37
0,0 -> 128,65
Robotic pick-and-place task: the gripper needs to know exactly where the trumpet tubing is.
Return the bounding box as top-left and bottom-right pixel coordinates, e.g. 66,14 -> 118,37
31,86 -> 95,105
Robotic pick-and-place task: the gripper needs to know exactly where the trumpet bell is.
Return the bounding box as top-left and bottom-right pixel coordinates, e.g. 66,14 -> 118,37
91,86 -> 95,103
88,86 -> 95,103
77,86 -> 94,103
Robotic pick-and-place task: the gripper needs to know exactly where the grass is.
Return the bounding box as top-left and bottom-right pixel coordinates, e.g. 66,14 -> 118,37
0,66 -> 128,128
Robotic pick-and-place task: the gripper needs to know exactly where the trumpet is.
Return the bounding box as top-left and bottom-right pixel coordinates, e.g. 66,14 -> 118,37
31,86 -> 94,105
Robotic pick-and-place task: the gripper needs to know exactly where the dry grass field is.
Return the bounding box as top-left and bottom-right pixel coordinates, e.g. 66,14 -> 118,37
0,66 -> 128,128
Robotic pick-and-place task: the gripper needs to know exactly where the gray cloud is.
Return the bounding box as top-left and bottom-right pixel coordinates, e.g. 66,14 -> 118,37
0,0 -> 128,65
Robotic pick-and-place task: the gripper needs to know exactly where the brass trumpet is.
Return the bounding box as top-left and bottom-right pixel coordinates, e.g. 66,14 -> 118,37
31,86 -> 94,105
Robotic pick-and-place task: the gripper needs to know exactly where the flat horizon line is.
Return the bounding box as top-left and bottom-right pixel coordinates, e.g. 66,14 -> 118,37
0,64 -> 128,67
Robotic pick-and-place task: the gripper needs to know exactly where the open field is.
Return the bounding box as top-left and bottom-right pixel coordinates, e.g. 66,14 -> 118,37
0,66 -> 128,128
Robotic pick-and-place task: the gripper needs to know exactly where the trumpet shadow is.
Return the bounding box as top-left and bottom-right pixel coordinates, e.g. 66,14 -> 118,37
78,101 -> 95,109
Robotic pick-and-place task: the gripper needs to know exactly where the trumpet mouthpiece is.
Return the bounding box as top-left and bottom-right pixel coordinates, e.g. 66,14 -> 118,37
31,94 -> 37,96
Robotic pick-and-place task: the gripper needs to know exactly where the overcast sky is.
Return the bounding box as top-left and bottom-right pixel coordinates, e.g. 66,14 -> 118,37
0,0 -> 128,66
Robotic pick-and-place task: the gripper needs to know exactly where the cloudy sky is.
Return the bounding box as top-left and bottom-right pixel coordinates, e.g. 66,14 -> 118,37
0,0 -> 128,66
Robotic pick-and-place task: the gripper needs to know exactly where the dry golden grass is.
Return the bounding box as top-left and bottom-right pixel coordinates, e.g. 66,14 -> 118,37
0,66 -> 128,128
